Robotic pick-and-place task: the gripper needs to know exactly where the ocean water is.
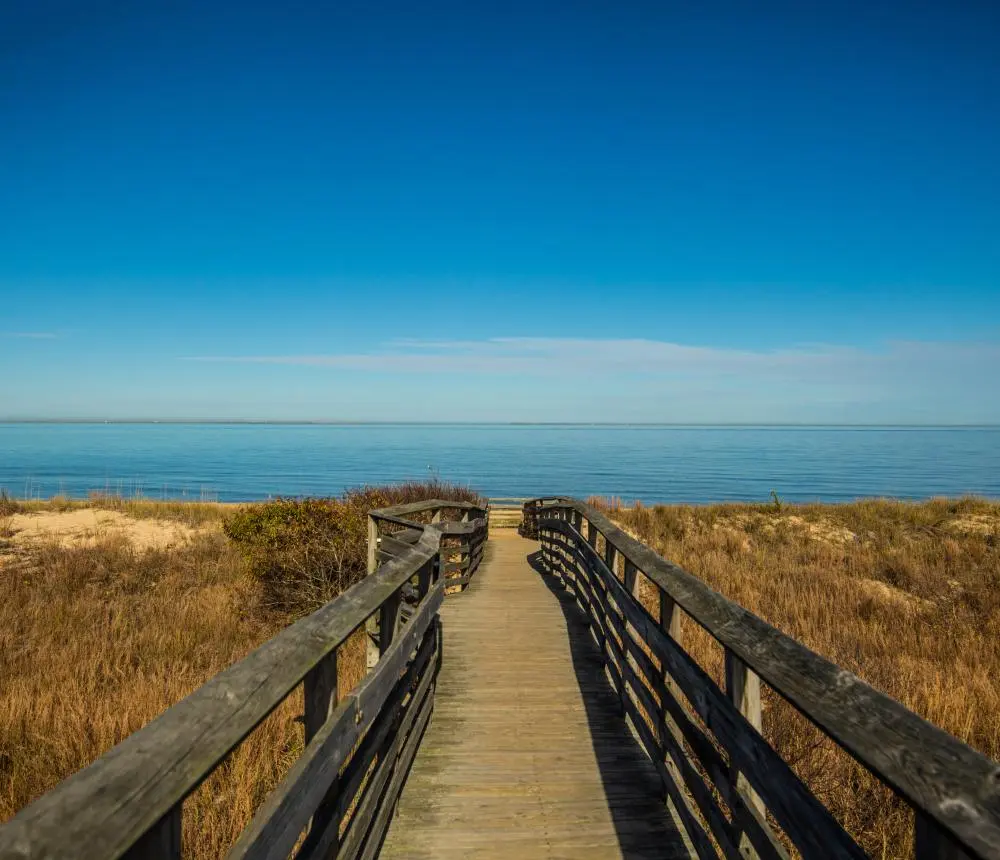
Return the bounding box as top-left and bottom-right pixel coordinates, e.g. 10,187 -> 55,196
1,423 -> 998,504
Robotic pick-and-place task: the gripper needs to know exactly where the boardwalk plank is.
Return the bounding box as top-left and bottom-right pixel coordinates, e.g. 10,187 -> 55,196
380,532 -> 692,859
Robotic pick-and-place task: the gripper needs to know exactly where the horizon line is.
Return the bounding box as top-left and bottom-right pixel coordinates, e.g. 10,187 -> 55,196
2,419 -> 999,429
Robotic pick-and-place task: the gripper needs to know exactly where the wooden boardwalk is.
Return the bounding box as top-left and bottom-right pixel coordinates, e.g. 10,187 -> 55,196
380,531 -> 691,859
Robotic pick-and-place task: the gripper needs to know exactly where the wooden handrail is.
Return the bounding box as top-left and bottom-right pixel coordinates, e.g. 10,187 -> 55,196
0,501 -> 485,860
527,497 -> 1000,859
368,499 -> 487,519
368,505 -> 489,594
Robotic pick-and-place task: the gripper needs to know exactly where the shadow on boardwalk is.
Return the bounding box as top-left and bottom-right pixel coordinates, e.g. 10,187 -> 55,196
381,534 -> 688,859
526,549 -> 690,859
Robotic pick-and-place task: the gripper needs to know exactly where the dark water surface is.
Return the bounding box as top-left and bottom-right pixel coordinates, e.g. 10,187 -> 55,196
1,424 -> 998,504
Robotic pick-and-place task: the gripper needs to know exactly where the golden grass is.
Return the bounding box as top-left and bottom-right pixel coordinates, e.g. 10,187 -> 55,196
0,515 -> 366,855
0,483 -> 473,854
593,496 -> 1000,857
6,492 -> 994,857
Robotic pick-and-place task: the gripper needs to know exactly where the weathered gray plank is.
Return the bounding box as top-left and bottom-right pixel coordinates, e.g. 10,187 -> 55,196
534,499 -> 1000,857
381,531 -> 692,859
304,651 -> 339,744
357,682 -> 435,860
543,516 -> 867,857
916,812 -> 976,859
121,808 -> 181,860
297,625 -> 439,860
335,646 -> 438,860
726,648 -> 766,859
227,586 -> 442,860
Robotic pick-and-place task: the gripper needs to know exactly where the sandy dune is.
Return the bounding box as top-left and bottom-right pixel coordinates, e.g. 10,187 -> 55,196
1,509 -> 204,554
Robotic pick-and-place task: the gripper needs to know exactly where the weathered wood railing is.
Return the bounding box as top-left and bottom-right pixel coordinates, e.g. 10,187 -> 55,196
367,500 -> 488,593
0,500 -> 488,860
529,497 -> 1000,860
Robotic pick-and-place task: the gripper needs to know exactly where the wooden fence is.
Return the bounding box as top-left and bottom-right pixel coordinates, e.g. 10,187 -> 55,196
529,497 -> 1000,860
0,500 -> 487,860
368,500 -> 488,594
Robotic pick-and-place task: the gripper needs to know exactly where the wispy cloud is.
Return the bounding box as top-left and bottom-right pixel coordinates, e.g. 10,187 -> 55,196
182,336 -> 1000,382
1,331 -> 58,339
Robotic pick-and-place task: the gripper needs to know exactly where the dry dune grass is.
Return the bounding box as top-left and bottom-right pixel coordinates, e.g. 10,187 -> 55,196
0,483 -> 479,855
0,530 -> 309,855
593,496 -> 1000,857
6,490 -> 995,857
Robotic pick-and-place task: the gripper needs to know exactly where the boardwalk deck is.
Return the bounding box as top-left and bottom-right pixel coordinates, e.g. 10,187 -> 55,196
380,531 -> 691,859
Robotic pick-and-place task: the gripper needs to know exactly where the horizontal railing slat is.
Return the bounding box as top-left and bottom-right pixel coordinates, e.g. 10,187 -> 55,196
543,515 -> 867,857
531,499 -> 1000,858
333,647 -> 438,860
554,521 -> 790,860
226,581 -> 443,860
372,499 -> 486,519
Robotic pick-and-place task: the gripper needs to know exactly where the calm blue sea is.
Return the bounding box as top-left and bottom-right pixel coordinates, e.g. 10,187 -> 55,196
1,423 -> 998,504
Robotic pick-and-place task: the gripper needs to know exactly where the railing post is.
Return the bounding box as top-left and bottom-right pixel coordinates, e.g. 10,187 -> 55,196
657,591 -> 687,801
659,591 -> 683,693
617,555 -> 636,716
725,649 -> 765,858
915,813 -> 974,859
304,651 -> 339,743
123,807 -> 182,860
380,591 -> 402,652
605,541 -> 618,579
367,515 -> 379,576
303,649 -> 341,848
366,515 -> 381,669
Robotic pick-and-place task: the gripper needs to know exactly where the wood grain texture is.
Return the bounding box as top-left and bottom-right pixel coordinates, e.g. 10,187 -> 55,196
380,532 -> 692,859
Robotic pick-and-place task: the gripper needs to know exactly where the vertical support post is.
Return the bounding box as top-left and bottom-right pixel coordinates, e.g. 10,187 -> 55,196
725,648 -> 765,858
380,591 -> 403,654
616,554 -> 635,715
623,557 -> 636,593
605,541 -> 617,578
304,650 -> 339,743
304,650 -> 343,851
463,530 -> 473,586
366,515 -> 381,670
915,814 -> 973,859
418,556 -> 434,596
124,807 -> 182,860
659,589 -> 685,756
461,529 -> 472,582
367,515 -> 379,576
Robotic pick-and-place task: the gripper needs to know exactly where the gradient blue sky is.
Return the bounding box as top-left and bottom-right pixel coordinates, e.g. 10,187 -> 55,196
2,0 -> 998,422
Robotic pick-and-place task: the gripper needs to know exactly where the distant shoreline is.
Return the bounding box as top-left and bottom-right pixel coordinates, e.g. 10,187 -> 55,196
2,420 -> 998,428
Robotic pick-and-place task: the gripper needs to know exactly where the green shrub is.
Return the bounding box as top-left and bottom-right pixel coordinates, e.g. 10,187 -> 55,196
223,480 -> 484,614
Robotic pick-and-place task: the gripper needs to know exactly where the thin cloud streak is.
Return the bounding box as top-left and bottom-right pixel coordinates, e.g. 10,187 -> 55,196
181,336 -> 1000,384
1,331 -> 58,339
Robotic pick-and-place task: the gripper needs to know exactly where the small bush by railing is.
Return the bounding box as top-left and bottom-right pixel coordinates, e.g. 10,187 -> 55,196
224,482 -> 485,615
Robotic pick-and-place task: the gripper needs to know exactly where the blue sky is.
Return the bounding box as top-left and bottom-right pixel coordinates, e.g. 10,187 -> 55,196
2,0 -> 998,422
